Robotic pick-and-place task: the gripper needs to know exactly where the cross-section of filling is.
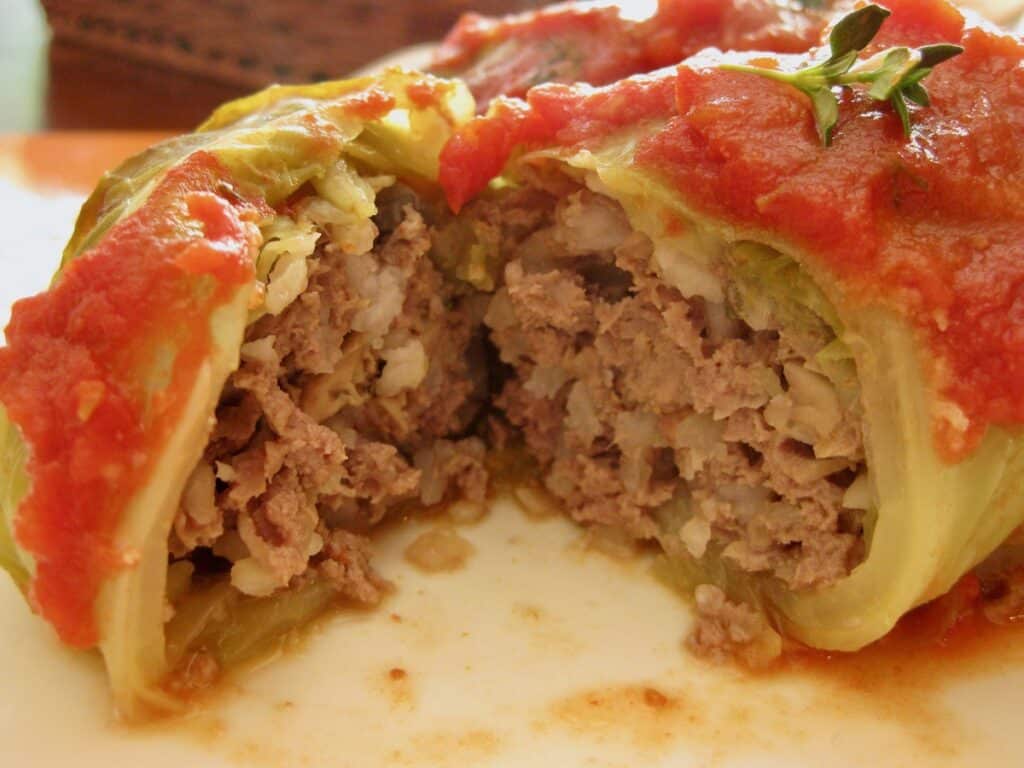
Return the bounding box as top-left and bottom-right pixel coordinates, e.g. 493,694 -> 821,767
482,170 -> 869,664
164,160 -> 871,681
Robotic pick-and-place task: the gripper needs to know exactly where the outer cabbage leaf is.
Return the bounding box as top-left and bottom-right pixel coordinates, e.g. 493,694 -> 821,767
0,405 -> 31,589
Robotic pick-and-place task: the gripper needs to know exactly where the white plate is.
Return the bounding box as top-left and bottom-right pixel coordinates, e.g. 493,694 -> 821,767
2,487 -> 1024,767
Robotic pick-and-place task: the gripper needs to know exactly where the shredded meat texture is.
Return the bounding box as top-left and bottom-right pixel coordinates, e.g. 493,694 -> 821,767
316,528 -> 388,605
337,207 -> 486,450
415,437 -> 490,506
171,203 -> 489,601
487,188 -> 866,592
169,175 -> 874,667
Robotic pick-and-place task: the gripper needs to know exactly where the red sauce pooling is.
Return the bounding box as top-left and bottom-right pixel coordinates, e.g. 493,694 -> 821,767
441,0 -> 1024,460
0,152 -> 262,647
432,0 -> 824,108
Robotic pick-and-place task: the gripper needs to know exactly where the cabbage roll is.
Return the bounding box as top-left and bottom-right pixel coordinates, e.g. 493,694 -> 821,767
1,0 -> 1021,721
0,71 -> 487,717
439,0 -> 1024,659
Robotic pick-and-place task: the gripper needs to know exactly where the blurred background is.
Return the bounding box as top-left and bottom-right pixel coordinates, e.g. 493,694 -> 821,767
1,0 -> 1021,133
0,0 -> 542,132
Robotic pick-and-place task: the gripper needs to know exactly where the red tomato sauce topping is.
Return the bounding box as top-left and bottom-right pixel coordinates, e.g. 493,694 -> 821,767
432,0 -> 824,108
0,151 -> 262,647
441,0 -> 1024,460
406,80 -> 447,110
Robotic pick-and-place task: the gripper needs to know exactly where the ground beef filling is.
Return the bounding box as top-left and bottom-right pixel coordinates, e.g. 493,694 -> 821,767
169,178 -> 869,663
485,186 -> 868,594
171,200 -> 490,604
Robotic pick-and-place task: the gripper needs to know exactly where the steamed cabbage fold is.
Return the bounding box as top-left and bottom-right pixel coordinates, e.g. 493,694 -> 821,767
0,70 -> 472,717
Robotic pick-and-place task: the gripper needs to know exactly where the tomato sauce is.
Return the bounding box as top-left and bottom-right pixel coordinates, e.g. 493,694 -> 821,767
432,0 -> 824,107
433,2 -> 640,105
441,0 -> 1024,460
404,79 -> 467,127
0,152 -> 262,647
406,81 -> 447,110
783,572 -> 1024,697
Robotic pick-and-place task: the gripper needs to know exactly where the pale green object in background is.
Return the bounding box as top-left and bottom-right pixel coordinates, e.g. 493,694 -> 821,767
0,0 -> 48,132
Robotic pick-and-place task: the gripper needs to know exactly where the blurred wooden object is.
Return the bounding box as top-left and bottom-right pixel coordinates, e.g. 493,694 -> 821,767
25,0 -> 1024,131
40,0 -> 542,88
46,41 -> 249,130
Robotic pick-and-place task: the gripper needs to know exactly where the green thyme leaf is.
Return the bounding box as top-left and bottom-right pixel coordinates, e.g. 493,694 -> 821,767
902,82 -> 930,107
918,43 -> 965,67
901,67 -> 932,88
717,3 -> 963,146
810,88 -> 840,146
891,91 -> 911,135
828,4 -> 891,60
819,50 -> 860,80
866,48 -> 916,100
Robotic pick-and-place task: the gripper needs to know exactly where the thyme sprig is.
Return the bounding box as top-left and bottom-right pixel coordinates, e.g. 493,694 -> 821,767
721,4 -> 963,145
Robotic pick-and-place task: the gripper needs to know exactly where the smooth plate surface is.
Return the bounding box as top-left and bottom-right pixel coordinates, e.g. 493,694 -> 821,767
2,129 -> 1024,768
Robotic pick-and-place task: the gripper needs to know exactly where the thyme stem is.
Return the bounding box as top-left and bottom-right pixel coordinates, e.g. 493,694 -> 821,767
719,4 -> 962,145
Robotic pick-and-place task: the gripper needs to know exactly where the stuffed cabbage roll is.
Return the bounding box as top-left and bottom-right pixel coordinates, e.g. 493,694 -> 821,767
0,71 -> 492,717
439,0 -> 1024,660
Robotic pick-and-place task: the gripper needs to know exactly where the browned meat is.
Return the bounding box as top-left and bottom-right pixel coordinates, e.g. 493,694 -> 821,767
169,173 -> 871,668
688,584 -> 782,668
171,201 -> 494,602
338,206 -> 487,450
317,528 -> 388,605
414,437 -> 489,506
486,187 -> 866,593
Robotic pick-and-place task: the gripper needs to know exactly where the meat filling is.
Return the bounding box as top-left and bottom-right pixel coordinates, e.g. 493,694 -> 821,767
171,185 -> 491,604
485,184 -> 868,593
168,168 -> 871,664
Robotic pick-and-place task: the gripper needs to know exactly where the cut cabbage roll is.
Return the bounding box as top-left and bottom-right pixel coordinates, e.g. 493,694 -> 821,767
2,0 -> 1022,722
0,70 -> 493,717
439,0 -> 1024,660
432,0 -> 827,107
